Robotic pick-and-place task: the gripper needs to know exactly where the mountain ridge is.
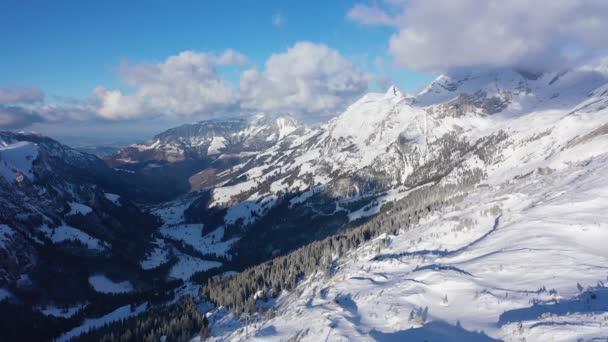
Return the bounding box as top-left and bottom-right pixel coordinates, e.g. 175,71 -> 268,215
3,65 -> 608,341
105,114 -> 303,167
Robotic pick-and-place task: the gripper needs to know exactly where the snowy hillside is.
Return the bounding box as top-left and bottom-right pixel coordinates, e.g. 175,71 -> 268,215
160,66 -> 608,263
0,131 -> 161,340
211,157 -> 608,341
0,141 -> 38,183
192,66 -> 608,341
99,67 -> 608,279
105,114 -> 303,166
3,64 -> 608,341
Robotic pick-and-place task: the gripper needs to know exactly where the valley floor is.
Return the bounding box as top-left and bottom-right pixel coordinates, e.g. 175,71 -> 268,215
207,153 -> 608,341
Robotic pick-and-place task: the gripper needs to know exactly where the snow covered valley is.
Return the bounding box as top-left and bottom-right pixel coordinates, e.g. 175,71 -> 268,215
4,66 -> 608,341
210,156 -> 608,341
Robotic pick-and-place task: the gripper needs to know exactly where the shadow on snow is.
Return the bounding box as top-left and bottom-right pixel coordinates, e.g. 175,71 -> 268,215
369,320 -> 501,341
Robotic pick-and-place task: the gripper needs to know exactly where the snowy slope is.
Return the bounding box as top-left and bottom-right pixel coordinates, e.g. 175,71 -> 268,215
57,303 -> 148,342
199,67 -> 608,341
186,67 -> 607,237
0,131 -> 158,321
105,114 -> 303,166
215,156 -> 608,341
0,141 -> 38,182
2,65 -> 602,341
147,196 -> 236,280
40,224 -> 110,251
122,66 -> 608,293
203,68 -> 608,222
88,274 -> 133,294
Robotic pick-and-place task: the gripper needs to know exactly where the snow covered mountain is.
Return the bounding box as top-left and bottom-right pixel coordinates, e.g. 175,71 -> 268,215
0,132 -> 164,333
105,115 -> 302,166
179,66 -> 608,341
155,66 -> 608,266
101,115 -> 304,202
210,154 -> 608,341
4,64 -> 608,341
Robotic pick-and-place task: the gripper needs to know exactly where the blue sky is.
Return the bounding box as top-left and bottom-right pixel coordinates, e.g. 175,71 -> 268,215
1,0 -> 606,143
0,0 -> 430,99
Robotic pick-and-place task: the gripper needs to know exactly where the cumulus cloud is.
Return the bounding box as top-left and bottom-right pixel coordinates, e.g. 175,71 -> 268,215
347,4 -> 398,26
0,86 -> 46,129
348,0 -> 608,72
0,101 -> 98,130
94,87 -> 152,120
216,49 -> 248,66
94,43 -> 370,121
95,50 -> 243,120
36,100 -> 96,123
0,86 -> 44,105
0,86 -> 99,130
0,105 -> 45,129
239,42 -> 369,118
1,44 -> 371,129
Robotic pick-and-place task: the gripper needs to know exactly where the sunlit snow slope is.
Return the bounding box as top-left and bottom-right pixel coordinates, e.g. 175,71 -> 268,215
203,66 -> 608,341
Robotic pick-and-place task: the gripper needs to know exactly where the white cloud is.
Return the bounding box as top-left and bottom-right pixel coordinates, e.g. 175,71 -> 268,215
94,87 -> 151,120
349,0 -> 608,72
0,80 -> 103,130
3,44 -> 371,127
95,50 -> 242,119
216,49 -> 248,66
347,4 -> 398,26
37,99 -> 97,123
0,105 -> 44,129
0,86 -> 44,105
94,43 -> 370,122
0,86 -> 47,129
239,42 -> 369,118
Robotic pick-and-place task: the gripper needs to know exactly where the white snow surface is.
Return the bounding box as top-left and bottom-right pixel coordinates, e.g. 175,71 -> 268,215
140,238 -> 171,270
103,193 -> 121,206
0,224 -> 15,249
275,117 -> 298,139
0,288 -> 13,301
205,70 -> 608,341
0,141 -> 38,182
67,202 -> 93,216
38,303 -> 87,318
88,274 -> 134,294
200,67 -> 608,234
168,252 -> 222,281
152,197 -> 226,280
57,303 -> 148,342
150,196 -> 238,274
207,136 -> 226,155
211,154 -> 608,342
161,224 -> 237,257
40,224 -> 109,251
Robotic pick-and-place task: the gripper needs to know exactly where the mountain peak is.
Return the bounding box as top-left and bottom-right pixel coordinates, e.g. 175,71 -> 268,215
385,85 -> 403,98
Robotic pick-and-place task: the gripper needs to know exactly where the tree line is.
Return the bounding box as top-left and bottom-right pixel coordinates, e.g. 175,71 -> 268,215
202,167 -> 484,314
73,296 -> 209,342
